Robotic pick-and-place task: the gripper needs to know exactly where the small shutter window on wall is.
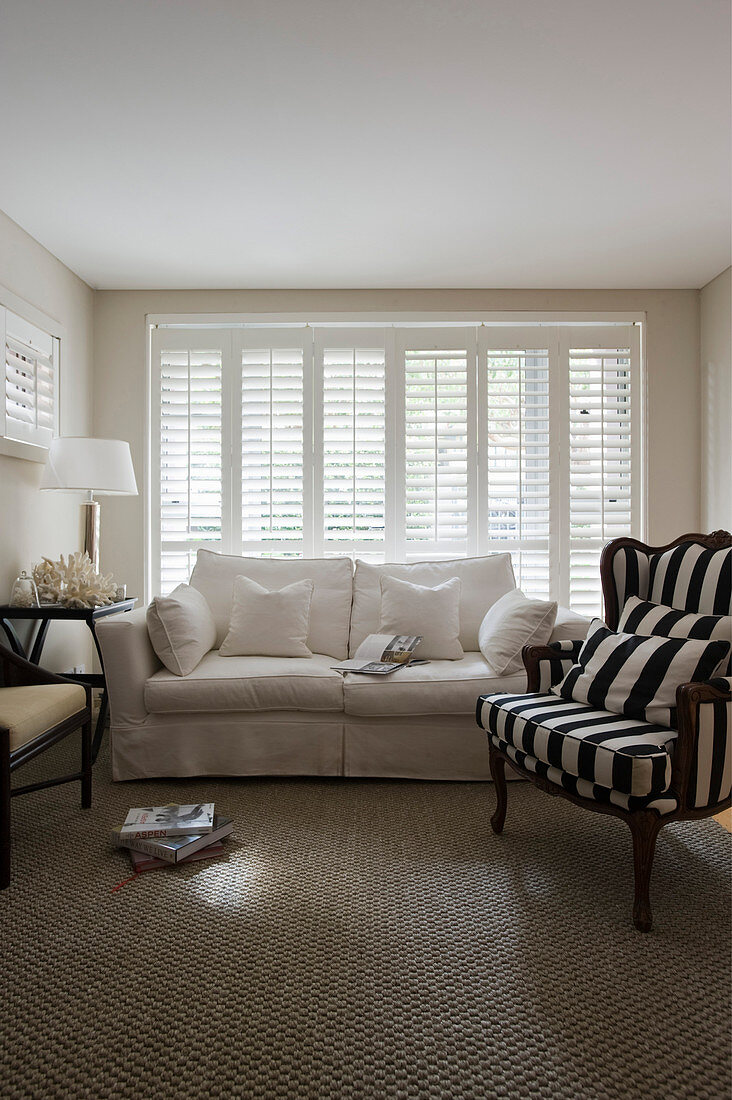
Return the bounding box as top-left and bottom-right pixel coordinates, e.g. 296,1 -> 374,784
2,309 -> 58,449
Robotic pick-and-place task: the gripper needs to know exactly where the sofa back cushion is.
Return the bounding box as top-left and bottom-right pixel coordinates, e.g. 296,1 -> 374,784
190,550 -> 353,659
349,555 -> 516,656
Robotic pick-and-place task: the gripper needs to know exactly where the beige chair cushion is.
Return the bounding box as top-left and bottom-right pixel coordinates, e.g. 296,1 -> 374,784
343,653 -> 526,717
144,652 -> 345,713
0,684 -> 87,751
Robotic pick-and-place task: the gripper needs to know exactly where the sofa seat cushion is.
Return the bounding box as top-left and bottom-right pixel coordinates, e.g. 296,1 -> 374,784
343,653 -> 526,717
487,732 -> 678,815
144,652 -> 345,714
478,692 -> 676,799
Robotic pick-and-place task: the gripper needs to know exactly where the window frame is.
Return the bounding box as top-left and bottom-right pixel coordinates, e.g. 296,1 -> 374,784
147,313 -> 646,606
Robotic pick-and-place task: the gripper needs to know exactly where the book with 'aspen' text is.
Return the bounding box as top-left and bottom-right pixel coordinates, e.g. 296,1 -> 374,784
118,803 -> 215,840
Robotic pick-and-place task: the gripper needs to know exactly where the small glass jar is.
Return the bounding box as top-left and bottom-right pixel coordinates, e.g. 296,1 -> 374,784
10,570 -> 40,608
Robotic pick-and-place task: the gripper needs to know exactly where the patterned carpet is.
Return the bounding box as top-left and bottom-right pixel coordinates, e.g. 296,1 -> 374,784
1,731 -> 730,1100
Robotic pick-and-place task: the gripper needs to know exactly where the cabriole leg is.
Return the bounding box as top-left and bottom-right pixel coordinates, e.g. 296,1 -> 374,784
489,745 -> 508,834
629,811 -> 664,933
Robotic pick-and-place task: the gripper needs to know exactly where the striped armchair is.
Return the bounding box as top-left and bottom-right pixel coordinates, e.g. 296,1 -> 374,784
476,531 -> 731,932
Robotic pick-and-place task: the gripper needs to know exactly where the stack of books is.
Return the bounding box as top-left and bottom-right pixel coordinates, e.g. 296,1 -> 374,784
111,803 -> 233,873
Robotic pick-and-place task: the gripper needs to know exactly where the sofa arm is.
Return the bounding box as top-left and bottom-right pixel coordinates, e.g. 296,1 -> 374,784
96,607 -> 161,726
523,639 -> 584,693
673,677 -> 732,811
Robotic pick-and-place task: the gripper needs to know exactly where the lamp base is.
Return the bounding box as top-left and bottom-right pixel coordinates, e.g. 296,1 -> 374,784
82,499 -> 100,572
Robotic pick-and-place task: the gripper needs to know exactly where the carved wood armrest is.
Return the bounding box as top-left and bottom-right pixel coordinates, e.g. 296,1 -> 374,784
522,641 -> 583,692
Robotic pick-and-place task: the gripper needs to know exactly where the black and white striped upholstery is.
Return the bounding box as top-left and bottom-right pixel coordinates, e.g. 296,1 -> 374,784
610,540 -> 731,621
552,619 -> 730,728
618,595 -> 732,675
648,542 -> 731,614
535,639 -> 584,692
478,693 -> 676,807
605,539 -> 731,810
486,731 -> 677,815
689,677 -> 732,808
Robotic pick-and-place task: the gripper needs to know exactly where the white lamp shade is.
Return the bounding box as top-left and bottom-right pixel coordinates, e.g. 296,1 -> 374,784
40,437 -> 138,495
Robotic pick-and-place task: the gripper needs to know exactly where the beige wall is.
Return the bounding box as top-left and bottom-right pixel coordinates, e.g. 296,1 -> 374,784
0,211 -> 94,670
700,267 -> 732,531
94,288 -> 701,600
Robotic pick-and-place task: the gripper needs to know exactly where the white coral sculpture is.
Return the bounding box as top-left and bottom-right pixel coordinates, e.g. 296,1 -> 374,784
32,552 -> 117,608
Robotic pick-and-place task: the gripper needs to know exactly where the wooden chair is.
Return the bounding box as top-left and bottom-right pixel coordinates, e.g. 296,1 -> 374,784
1,643 -> 92,888
477,531 -> 732,931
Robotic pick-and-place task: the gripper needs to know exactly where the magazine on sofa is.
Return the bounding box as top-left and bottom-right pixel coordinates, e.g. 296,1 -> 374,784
331,634 -> 425,675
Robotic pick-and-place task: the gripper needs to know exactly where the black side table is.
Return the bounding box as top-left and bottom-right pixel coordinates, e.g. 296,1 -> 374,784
0,599 -> 137,763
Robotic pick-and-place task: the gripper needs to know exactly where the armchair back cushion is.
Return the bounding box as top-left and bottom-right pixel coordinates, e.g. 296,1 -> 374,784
349,554 -> 516,656
609,540 -> 731,626
190,550 -> 353,659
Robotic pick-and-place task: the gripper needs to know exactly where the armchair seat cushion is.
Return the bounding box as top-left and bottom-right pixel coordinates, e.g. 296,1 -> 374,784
477,692 -> 676,799
0,685 -> 87,751
486,731 -> 678,815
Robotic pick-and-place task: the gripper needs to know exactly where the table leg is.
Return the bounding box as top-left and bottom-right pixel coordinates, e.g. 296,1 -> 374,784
91,689 -> 109,765
0,618 -> 26,658
29,620 -> 51,665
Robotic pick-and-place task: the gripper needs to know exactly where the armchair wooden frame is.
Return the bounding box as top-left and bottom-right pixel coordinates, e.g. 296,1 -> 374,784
1,644 -> 92,889
488,531 -> 732,932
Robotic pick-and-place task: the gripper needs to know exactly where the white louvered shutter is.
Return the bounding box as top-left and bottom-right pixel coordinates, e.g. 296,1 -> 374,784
564,327 -> 641,616
3,311 -> 57,448
157,342 -> 224,593
481,337 -> 551,597
399,333 -> 476,559
316,334 -> 386,557
239,337 -> 307,555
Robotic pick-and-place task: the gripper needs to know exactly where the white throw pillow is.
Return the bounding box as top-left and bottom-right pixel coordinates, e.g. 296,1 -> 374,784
479,589 -> 558,675
146,583 -> 217,676
220,575 -> 314,658
378,575 -> 464,660
549,606 -> 592,644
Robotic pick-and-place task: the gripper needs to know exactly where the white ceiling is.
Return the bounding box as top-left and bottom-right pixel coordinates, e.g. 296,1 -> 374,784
1,0 -> 730,290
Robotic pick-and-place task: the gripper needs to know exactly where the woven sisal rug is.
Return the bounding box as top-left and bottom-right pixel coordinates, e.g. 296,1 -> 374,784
1,732 -> 730,1099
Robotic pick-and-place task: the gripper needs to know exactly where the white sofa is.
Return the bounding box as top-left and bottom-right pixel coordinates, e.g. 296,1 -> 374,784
96,551 -> 589,781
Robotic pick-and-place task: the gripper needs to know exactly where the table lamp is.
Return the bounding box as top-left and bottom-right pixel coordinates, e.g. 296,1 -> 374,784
40,437 -> 138,572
